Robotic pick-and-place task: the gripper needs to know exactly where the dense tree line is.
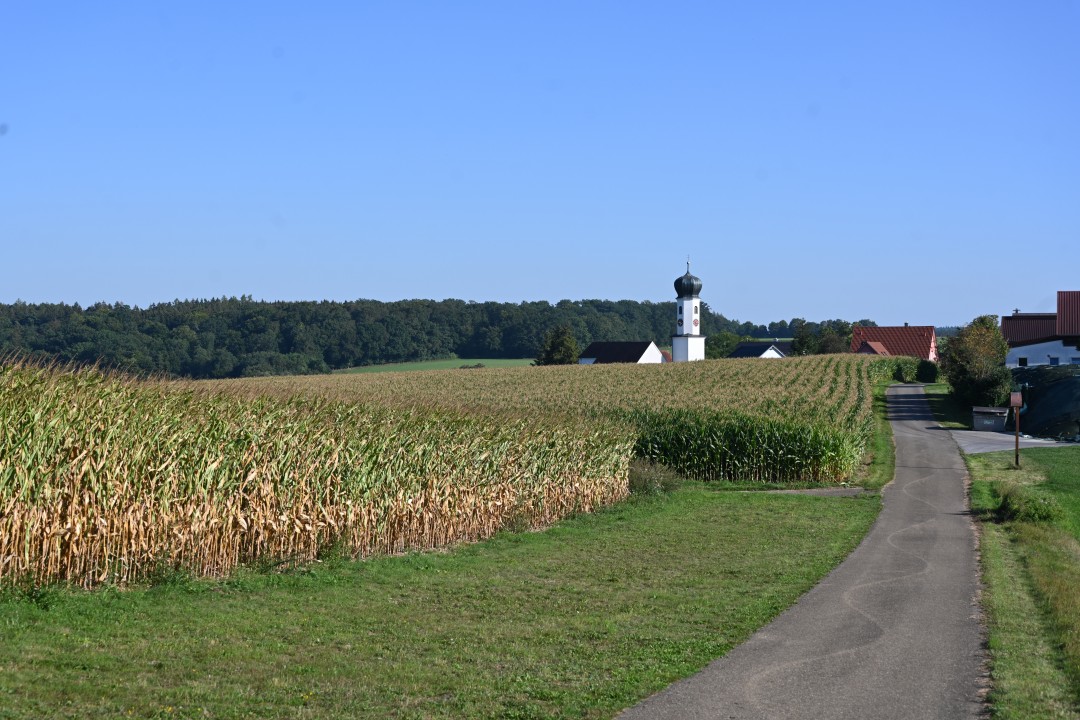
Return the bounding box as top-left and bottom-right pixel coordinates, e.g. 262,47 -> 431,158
0,296 -> 874,379
705,318 -> 877,359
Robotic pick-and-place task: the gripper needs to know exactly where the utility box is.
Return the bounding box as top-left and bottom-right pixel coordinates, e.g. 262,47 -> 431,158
972,406 -> 1009,431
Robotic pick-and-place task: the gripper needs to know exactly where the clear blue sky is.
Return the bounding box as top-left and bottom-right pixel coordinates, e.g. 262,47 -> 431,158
2,2 -> 1077,327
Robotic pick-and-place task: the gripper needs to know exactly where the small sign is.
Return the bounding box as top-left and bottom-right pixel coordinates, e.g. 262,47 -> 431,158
1010,392 -> 1023,408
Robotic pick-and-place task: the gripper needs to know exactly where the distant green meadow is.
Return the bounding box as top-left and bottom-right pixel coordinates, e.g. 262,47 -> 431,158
335,358 -> 535,374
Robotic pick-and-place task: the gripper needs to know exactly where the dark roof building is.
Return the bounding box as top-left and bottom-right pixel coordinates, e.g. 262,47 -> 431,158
727,341 -> 793,359
579,341 -> 665,365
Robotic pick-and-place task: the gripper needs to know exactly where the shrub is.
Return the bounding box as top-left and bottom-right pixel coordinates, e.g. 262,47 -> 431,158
892,357 -> 919,383
627,459 -> 684,496
916,360 -> 939,383
994,481 -> 1063,524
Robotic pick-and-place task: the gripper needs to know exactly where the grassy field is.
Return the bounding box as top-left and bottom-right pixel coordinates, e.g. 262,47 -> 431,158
335,358 -> 535,374
0,485 -> 881,720
965,447 -> 1080,718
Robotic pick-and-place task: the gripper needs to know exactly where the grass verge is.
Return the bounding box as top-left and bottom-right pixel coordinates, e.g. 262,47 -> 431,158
965,448 -> 1080,718
854,381 -> 897,492
0,487 -> 880,720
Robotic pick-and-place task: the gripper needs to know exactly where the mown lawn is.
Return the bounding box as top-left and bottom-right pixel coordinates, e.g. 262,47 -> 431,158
0,488 -> 879,720
966,447 -> 1080,719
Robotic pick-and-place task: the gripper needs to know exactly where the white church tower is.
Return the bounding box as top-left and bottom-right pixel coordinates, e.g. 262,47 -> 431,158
672,263 -> 706,362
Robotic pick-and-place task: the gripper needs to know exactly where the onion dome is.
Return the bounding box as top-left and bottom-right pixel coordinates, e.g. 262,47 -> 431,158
674,265 -> 702,298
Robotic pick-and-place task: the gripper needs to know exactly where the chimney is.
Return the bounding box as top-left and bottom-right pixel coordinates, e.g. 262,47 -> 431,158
904,322 -> 909,327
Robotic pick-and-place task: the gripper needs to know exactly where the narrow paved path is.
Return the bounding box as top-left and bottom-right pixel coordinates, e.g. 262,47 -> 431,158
619,385 -> 986,719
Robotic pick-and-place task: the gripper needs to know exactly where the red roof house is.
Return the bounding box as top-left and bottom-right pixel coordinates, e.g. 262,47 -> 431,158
850,325 -> 937,361
1001,313 -> 1058,345
1002,291 -> 1080,346
1056,291 -> 1080,336
854,340 -> 891,357
1001,291 -> 1080,367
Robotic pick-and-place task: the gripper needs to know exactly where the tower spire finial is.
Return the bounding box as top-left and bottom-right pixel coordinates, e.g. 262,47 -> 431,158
686,255 -> 691,273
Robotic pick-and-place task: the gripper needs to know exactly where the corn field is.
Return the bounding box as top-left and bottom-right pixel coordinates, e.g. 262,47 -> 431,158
2,354 -> 892,587
0,359 -> 632,588
214,354 -> 889,483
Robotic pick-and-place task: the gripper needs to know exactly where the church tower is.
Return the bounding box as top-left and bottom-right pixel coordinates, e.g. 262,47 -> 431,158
672,263 -> 706,362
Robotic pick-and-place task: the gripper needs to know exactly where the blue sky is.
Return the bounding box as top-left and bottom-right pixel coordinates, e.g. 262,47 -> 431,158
2,2 -> 1077,327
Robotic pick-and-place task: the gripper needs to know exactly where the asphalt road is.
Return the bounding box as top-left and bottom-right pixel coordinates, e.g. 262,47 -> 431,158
619,385 -> 986,720
949,428 -> 1069,455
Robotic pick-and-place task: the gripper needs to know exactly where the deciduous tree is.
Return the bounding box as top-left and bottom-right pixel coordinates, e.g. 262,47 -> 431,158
940,315 -> 1012,407
534,325 -> 580,365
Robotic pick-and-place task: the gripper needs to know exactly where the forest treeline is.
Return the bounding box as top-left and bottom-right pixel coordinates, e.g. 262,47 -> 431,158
0,297 -> 872,379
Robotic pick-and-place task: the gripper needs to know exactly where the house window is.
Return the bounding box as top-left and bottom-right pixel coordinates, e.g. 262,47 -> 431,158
1072,357 -> 1080,365
1018,357 -> 1028,367
678,306 -> 683,315
1049,356 -> 1060,366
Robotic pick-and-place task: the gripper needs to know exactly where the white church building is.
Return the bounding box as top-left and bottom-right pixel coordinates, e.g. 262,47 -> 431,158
579,264 -> 708,364
672,264 -> 706,362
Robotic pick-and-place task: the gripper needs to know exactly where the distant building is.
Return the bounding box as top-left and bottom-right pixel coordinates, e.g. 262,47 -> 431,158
1002,291 -> 1080,368
578,263 -> 708,365
672,264 -> 706,362
728,341 -> 793,359
579,341 -> 665,365
850,325 -> 937,361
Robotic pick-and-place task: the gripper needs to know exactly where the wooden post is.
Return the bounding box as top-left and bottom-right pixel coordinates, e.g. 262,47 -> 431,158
1010,391 -> 1023,468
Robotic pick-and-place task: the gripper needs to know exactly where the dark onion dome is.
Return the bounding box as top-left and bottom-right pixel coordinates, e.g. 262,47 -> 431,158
674,269 -> 702,298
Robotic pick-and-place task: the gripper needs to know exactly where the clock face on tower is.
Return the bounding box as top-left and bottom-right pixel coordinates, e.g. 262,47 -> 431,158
693,319 -> 699,327
678,319 -> 683,327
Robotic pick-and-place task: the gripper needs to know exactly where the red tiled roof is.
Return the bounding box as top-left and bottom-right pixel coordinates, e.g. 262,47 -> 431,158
1001,314 -> 1058,345
1058,291 -> 1080,336
855,340 -> 891,356
850,326 -> 936,361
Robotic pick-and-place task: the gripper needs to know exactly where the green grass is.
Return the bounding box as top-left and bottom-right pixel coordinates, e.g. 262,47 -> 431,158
1025,447 -> 1080,540
335,358 -> 535,374
922,381 -> 971,429
0,487 -> 880,720
964,448 -> 1080,718
976,519 -> 1079,719
855,382 -> 897,491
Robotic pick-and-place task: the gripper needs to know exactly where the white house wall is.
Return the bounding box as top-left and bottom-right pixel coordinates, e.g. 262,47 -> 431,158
672,336 -> 706,362
1006,340 -> 1080,368
637,343 -> 665,364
